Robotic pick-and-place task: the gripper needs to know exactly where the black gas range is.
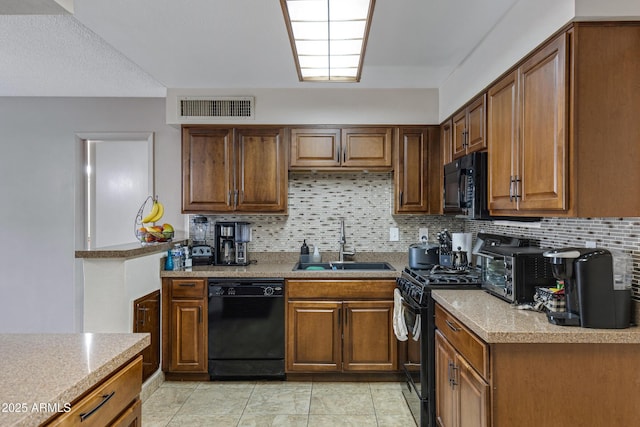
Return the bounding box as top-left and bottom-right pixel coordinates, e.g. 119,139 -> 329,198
396,265 -> 481,427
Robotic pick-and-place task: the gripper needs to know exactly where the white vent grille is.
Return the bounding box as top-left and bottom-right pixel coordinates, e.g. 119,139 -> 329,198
179,96 -> 254,119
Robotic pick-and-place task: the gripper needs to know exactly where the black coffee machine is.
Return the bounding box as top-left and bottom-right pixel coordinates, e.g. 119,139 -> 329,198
542,248 -> 631,328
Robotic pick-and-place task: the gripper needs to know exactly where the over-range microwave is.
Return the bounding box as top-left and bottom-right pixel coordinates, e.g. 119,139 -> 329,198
443,152 -> 492,220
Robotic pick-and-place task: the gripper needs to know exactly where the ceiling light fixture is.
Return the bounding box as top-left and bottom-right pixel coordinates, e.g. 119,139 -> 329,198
280,0 -> 375,82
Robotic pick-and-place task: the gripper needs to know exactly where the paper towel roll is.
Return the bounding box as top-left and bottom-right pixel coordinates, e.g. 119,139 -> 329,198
452,232 -> 472,253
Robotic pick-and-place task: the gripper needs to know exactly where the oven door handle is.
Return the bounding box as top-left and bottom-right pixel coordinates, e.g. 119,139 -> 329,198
476,252 -> 503,261
400,296 -> 421,312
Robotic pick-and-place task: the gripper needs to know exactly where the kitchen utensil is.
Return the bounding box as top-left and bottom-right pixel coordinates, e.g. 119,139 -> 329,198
408,243 -> 439,269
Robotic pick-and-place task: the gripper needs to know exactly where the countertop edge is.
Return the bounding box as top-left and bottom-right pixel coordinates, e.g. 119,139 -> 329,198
75,236 -> 188,259
432,289 -> 640,344
13,333 -> 150,427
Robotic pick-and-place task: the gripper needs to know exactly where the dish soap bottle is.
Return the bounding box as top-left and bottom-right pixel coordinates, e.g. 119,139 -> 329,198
300,240 -> 310,263
312,245 -> 322,262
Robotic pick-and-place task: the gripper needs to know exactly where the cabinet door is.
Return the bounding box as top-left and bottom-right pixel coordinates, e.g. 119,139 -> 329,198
441,119 -> 453,165
169,300 -> 206,372
289,128 -> 341,168
518,33 -> 568,211
435,331 -> 457,427
487,70 -> 519,212
133,290 -> 160,383
452,109 -> 468,160
342,301 -> 397,371
341,127 -> 392,168
466,94 -> 487,154
182,127 -> 234,212
235,127 -> 287,212
457,355 -> 490,427
395,127 -> 429,214
286,301 -> 342,372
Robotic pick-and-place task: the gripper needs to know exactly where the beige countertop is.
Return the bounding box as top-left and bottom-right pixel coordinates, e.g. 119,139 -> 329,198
0,333 -> 149,427
432,289 -> 640,344
161,252 -> 407,279
75,233 -> 188,259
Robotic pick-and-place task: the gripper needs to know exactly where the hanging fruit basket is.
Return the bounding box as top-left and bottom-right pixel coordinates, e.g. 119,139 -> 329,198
134,195 -> 174,244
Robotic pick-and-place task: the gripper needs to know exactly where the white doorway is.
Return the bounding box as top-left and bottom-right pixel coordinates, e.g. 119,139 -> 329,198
78,132 -> 154,249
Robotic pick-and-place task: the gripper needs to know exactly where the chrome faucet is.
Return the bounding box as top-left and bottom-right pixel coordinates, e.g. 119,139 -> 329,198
338,218 -> 356,262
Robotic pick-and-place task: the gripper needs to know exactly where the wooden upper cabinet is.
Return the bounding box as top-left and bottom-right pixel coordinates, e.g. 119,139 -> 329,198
182,126 -> 287,214
289,126 -> 393,170
518,35 -> 567,212
182,127 -> 234,212
235,127 -> 288,212
341,127 -> 392,168
487,34 -> 568,215
289,128 -> 341,168
394,126 -> 441,214
452,94 -> 486,160
440,119 -> 453,165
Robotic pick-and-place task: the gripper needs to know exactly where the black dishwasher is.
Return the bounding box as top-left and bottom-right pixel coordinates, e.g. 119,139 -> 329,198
207,278 -> 285,379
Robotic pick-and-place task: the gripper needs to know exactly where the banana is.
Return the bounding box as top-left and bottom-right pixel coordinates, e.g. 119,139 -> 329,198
142,200 -> 160,223
149,201 -> 164,223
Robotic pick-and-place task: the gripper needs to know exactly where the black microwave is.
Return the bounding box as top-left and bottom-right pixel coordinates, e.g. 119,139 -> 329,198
443,151 -> 491,220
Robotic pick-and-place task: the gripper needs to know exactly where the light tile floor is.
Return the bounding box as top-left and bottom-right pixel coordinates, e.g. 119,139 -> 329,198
142,381 -> 418,427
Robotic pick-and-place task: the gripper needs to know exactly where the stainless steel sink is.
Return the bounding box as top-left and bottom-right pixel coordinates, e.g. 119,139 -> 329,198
293,261 -> 395,271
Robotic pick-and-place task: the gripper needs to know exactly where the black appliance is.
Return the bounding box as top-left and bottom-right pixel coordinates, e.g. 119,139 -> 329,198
476,233 -> 555,303
542,248 -> 631,328
208,278 -> 285,379
443,152 -> 490,220
396,266 -> 481,427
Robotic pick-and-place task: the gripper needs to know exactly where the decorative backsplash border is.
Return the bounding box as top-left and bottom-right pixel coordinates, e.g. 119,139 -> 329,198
190,172 -> 640,302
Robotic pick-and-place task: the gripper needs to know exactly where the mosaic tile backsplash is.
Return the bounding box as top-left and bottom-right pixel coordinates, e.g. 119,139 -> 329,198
191,172 -> 640,302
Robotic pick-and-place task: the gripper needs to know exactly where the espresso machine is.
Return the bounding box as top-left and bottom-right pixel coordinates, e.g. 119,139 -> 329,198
214,221 -> 251,265
542,248 -> 631,328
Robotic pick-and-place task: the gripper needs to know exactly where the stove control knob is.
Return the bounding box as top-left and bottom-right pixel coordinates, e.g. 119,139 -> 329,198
263,286 -> 274,296
228,288 -> 236,296
212,286 -> 224,296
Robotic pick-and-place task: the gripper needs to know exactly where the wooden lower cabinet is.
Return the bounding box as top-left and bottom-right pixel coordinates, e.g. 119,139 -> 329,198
285,279 -> 398,373
162,278 -> 208,379
435,331 -> 489,427
435,302 -> 640,426
132,290 -> 160,382
45,356 -> 142,426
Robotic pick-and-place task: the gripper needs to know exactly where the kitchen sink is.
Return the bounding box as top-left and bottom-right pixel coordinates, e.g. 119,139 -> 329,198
293,261 -> 395,271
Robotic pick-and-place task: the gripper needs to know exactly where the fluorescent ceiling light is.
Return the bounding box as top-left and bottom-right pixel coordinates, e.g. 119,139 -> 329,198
281,0 -> 375,82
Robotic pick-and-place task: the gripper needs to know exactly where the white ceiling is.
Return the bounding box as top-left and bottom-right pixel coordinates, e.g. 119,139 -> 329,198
0,0 -> 520,97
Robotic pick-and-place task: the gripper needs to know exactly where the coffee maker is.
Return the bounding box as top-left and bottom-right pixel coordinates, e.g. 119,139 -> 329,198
542,248 -> 631,328
214,221 -> 251,265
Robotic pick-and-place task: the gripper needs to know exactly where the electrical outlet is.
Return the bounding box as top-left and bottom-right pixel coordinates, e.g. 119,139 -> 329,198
418,227 -> 428,242
389,227 -> 399,241
585,241 -> 597,248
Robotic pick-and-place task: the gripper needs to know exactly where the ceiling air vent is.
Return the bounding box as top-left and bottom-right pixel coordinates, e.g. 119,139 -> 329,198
179,96 -> 255,120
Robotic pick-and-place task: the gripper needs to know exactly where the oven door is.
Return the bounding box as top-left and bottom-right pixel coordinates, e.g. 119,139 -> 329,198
478,252 -> 512,302
400,295 -> 429,426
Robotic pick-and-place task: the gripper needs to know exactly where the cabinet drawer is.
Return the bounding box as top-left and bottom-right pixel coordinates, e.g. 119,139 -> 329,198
171,279 -> 206,298
287,280 -> 395,299
435,304 -> 488,379
46,355 -> 142,427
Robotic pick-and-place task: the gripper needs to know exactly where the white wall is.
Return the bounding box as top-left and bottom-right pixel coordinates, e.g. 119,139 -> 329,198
0,97 -> 181,332
167,88 -> 439,125
439,0 -> 640,121
439,0 -> 575,121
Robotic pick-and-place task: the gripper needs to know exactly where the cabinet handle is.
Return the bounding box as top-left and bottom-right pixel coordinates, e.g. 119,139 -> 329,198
509,176 -> 515,202
198,306 -> 202,323
514,176 -> 521,200
445,319 -> 460,332
234,189 -> 239,208
79,391 -> 115,422
343,146 -> 346,163
179,283 -> 196,287
227,190 -> 232,206
399,191 -> 403,206
136,306 -> 148,327
451,363 -> 459,387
